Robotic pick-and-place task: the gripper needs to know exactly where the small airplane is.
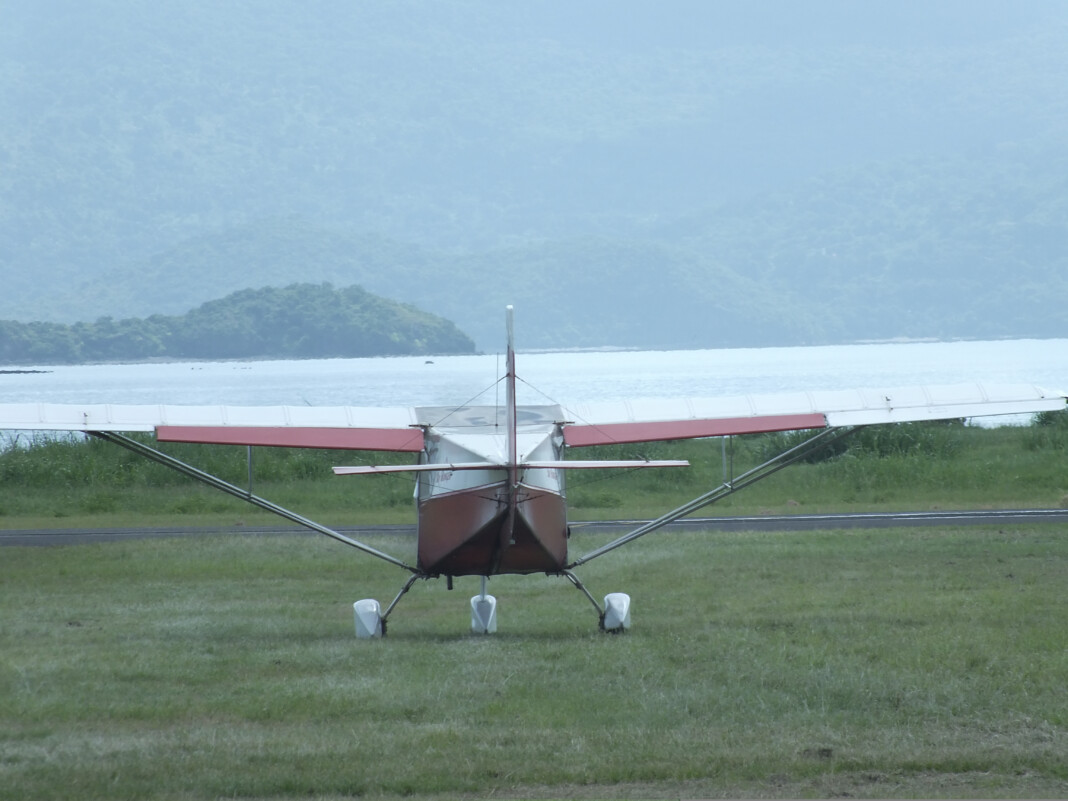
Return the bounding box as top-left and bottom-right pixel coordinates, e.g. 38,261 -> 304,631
1,306 -> 1064,637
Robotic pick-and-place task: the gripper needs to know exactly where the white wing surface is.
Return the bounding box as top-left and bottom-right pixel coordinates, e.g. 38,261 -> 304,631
561,383 -> 1065,447
0,383 -> 1063,451
0,403 -> 424,451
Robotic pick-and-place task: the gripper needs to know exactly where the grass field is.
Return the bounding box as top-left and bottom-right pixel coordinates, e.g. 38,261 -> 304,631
3,524 -> 1067,799
3,419 -> 1068,797
2,419 -> 1067,530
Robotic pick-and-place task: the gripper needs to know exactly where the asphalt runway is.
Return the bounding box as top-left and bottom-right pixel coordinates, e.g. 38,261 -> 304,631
3,508 -> 1066,547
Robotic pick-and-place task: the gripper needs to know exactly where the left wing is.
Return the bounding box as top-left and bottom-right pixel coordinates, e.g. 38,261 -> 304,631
0,403 -> 425,452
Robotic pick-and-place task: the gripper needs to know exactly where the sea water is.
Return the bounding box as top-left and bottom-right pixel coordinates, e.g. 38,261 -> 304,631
1,339 -> 1066,422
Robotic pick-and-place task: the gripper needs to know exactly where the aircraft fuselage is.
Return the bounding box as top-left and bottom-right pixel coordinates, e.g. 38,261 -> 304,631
413,405 -> 568,576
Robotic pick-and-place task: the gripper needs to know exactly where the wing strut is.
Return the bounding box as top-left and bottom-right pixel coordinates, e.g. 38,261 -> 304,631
90,432 -> 417,574
567,426 -> 857,569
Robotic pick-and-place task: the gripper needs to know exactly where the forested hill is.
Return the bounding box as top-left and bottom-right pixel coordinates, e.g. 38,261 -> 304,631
2,3 -> 1067,349
0,284 -> 475,365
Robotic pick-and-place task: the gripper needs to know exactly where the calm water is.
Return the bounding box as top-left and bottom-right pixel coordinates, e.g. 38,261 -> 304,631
2,340 -> 1066,420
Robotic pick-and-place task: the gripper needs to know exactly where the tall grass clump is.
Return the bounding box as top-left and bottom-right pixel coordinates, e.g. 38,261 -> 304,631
1026,408 -> 1068,451
750,419 -> 967,464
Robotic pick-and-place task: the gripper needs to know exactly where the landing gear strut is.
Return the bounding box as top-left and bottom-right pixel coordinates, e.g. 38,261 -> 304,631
563,569 -> 632,632
353,573 -> 421,639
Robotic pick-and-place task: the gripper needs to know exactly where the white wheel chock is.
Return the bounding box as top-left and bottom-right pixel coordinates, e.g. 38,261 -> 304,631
470,593 -> 498,634
603,592 -> 631,632
353,599 -> 383,639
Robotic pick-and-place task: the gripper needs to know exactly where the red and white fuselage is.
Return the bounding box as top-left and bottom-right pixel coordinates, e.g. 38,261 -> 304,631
413,308 -> 569,576
413,404 -> 569,576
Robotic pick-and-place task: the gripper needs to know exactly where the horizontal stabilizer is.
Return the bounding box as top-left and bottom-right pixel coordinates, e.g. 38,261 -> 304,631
333,459 -> 689,475
521,460 -> 690,469
334,462 -> 496,475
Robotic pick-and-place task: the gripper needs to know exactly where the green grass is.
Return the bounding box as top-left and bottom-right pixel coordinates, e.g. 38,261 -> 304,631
3,525 -> 1067,798
2,420 -> 1068,530
0,433 -> 418,528
564,422 -> 1068,518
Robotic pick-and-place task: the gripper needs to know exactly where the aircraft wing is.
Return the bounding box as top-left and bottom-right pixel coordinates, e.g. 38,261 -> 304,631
0,403 -> 425,452
561,383 -> 1066,447
1,383 -> 1063,452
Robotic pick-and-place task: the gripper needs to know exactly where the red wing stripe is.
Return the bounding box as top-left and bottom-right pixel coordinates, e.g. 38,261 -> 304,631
562,413 -> 827,448
156,425 -> 425,452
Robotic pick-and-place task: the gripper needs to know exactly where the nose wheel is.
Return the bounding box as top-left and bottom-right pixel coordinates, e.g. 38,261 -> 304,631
470,576 -> 498,634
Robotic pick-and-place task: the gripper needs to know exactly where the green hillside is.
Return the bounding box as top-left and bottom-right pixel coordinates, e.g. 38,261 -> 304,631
0,283 -> 475,364
2,2 -> 1067,349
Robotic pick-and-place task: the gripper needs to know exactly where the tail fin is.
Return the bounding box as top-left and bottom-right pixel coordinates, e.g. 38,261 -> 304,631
505,305 -> 517,472
501,305 -> 518,566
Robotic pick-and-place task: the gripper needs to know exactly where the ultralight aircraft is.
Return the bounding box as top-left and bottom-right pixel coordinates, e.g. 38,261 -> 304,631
1,307 -> 1064,636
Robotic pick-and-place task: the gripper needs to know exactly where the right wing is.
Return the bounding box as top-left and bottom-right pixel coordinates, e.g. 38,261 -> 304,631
561,383 -> 1066,447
